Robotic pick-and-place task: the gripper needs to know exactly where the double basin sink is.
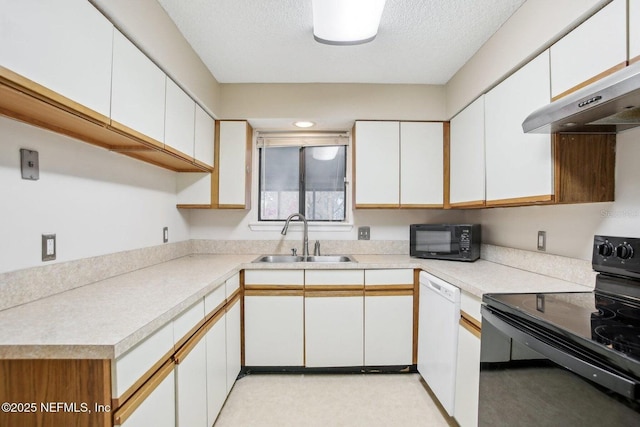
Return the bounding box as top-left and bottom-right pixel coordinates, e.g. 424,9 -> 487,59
253,255 -> 356,263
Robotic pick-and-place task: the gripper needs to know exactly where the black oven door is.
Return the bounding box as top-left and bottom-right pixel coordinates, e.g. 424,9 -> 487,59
479,305 -> 640,426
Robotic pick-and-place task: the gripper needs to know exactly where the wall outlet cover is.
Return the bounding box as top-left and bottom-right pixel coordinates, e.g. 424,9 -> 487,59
163,227 -> 169,243
537,231 -> 546,251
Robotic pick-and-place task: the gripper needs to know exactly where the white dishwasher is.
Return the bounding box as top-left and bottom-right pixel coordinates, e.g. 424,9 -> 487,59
418,271 -> 461,416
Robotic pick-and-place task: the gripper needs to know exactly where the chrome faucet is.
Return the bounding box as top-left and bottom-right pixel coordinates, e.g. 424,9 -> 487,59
281,213 -> 309,256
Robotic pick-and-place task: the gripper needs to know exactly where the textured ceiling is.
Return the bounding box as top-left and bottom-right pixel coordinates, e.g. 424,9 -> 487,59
156,0 -> 526,85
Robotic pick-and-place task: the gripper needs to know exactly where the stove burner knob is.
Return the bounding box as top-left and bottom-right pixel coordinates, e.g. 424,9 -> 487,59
597,242 -> 614,257
615,243 -> 634,260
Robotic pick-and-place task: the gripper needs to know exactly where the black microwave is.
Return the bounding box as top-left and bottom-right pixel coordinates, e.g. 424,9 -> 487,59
410,224 -> 481,262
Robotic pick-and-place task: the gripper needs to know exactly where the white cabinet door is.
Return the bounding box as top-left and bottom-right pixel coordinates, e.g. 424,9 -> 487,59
450,96 -> 486,206
0,0 -> 113,117
194,105 -> 215,168
244,295 -> 304,366
485,50 -> 552,204
120,366 -> 175,427
354,121 -> 400,207
364,295 -> 413,366
550,0 -> 626,99
400,122 -> 443,207
111,30 -> 166,144
225,300 -> 241,393
305,268 -> 364,368
205,315 -> 227,427
454,323 -> 481,427
631,0 -> 640,63
218,121 -> 251,207
175,338 -> 208,427
165,78 -> 195,158
305,295 -> 364,367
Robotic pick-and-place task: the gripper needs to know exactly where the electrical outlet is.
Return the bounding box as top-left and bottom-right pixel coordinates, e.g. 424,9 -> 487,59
537,231 -> 546,251
163,227 -> 169,243
42,234 -> 56,261
358,226 -> 370,240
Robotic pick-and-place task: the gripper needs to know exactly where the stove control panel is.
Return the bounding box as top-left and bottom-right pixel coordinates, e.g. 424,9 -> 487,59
593,235 -> 640,277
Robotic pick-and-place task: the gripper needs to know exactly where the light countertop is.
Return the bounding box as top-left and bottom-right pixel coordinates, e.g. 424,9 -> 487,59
0,253 -> 593,360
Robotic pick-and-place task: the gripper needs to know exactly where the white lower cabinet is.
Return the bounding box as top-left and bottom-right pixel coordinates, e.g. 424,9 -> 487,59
205,314 -> 227,427
305,295 -> 364,367
225,299 -> 242,393
454,322 -> 481,427
364,295 -> 414,366
244,295 -> 304,366
120,366 -> 175,427
175,338 -> 208,427
454,292 -> 482,427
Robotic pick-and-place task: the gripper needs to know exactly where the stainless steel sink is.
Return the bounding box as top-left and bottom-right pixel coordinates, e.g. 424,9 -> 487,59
304,255 -> 356,263
253,255 -> 306,263
252,255 -> 356,263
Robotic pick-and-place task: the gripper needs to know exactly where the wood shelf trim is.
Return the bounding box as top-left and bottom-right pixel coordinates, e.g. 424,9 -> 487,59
448,200 -> 486,209
305,290 -> 364,298
365,289 -> 414,297
244,284 -> 304,291
459,314 -> 481,339
112,359 -> 174,426
485,194 -> 554,207
355,203 -> 401,209
399,203 -> 444,209
364,284 -> 414,292
245,289 -> 304,297
551,61 -> 627,101
304,284 -> 364,292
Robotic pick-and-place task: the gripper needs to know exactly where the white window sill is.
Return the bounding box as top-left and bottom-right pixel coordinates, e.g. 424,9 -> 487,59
248,222 -> 354,232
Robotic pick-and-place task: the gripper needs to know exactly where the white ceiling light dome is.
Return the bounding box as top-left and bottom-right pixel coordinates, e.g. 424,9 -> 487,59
312,0 -> 386,45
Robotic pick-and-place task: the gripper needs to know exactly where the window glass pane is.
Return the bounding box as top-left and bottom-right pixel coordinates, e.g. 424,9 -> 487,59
304,146 -> 346,221
260,147 -> 299,220
259,144 -> 346,221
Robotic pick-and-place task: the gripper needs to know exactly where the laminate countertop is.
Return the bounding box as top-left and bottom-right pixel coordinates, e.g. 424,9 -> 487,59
0,254 -> 593,359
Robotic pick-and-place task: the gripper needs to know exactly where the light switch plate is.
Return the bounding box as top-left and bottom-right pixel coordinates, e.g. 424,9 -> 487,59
21,149 -> 39,180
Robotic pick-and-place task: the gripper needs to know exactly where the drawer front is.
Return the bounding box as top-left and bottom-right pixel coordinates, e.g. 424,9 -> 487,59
204,284 -> 226,317
114,322 -> 173,398
460,292 -> 482,324
225,272 -> 241,297
244,269 -> 304,286
173,300 -> 205,347
365,269 -> 414,286
305,269 -> 364,286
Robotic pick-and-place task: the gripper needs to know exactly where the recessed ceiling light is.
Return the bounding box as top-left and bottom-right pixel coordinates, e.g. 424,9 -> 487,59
312,0 -> 386,46
294,121 -> 315,128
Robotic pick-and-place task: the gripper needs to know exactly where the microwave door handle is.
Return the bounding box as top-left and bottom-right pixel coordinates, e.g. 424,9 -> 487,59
482,306 -> 639,400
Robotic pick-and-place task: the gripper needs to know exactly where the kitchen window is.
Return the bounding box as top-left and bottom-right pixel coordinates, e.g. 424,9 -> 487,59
257,134 -> 348,222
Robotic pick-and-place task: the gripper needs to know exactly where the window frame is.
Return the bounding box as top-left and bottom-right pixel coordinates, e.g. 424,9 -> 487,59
250,132 -> 353,231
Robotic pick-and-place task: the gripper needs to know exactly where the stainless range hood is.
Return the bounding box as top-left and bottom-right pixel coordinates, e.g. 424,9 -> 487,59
523,61 -> 640,134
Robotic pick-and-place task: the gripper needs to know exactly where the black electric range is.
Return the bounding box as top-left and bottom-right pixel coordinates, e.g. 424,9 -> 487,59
480,235 -> 640,426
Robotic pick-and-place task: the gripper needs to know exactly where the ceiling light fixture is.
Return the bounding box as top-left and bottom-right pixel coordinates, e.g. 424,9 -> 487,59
294,121 -> 315,128
312,0 -> 386,46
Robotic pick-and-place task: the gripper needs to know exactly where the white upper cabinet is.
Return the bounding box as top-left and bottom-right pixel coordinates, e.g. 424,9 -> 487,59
218,121 -> 252,208
400,122 -> 443,207
485,50 -> 552,205
164,78 -> 195,159
449,96 -> 486,207
194,105 -> 215,168
0,0 -> 113,117
354,121 -> 444,208
550,0 -> 627,99
111,30 -> 166,144
631,0 -> 640,63
354,121 -> 400,207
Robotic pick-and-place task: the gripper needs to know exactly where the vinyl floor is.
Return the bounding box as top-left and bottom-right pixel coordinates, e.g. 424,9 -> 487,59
214,373 -> 450,427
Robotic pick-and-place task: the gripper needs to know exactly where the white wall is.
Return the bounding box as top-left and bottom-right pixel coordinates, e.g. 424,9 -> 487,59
467,127 -> 640,260
0,116 -> 189,274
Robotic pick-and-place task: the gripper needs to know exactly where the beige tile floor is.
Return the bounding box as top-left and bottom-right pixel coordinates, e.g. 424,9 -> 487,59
214,373 -> 451,427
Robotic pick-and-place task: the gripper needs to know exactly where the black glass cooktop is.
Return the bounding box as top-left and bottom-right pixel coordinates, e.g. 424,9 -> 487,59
483,290 -> 640,378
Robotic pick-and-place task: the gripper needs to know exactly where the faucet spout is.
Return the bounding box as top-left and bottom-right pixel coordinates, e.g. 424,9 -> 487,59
281,213 -> 309,256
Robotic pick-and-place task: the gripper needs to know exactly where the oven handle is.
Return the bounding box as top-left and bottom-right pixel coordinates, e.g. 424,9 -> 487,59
481,305 -> 639,400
